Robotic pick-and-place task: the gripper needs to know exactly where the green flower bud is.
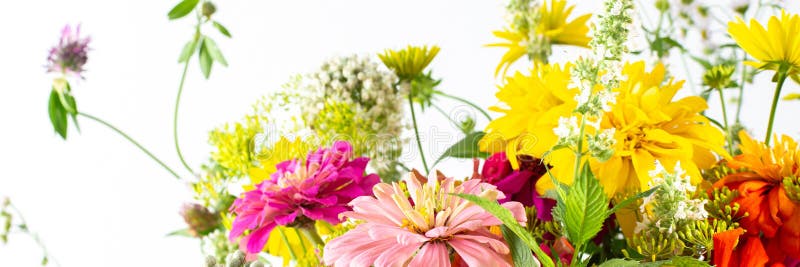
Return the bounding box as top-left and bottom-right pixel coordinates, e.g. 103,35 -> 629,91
202,2 -> 217,18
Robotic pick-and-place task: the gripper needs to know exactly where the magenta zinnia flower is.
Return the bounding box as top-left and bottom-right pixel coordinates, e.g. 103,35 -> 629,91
47,24 -> 90,78
477,152 -> 556,221
324,170 -> 526,267
228,141 -> 379,254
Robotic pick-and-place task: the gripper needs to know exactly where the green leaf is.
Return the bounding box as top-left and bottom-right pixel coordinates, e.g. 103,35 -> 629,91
608,186 -> 659,215
48,89 -> 68,139
598,259 -> 641,267
64,93 -> 80,132
502,225 -> 539,267
454,193 -> 554,267
41,256 -> 48,266
204,37 -> 228,67
167,0 -> 200,20
432,131 -> 490,167
198,38 -> 213,79
166,228 -> 193,237
178,39 -> 198,63
212,21 -> 232,38
562,163 -> 609,248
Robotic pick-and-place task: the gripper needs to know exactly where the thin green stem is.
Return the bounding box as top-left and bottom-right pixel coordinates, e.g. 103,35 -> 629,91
173,31 -> 201,175
434,91 -> 492,121
765,71 -> 788,145
572,243 -> 583,267
298,226 -> 324,248
735,53 -> 747,123
573,116 -> 587,179
78,112 -> 181,179
717,89 -> 734,155
409,95 -> 430,174
432,104 -> 461,128
277,227 -> 298,261
8,203 -> 60,267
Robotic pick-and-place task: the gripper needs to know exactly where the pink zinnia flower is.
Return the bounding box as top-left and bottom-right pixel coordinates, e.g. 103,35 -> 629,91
47,24 -> 90,78
228,141 -> 380,255
324,170 -> 526,267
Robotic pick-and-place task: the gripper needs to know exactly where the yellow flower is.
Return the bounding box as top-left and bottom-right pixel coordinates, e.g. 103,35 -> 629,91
538,62 -> 728,199
247,136 -> 316,189
728,10 -> 800,81
479,63 -> 579,168
209,115 -> 263,178
378,45 -> 440,80
488,0 -> 591,76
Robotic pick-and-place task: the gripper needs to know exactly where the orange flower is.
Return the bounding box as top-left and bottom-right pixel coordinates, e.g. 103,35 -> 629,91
714,131 -> 800,263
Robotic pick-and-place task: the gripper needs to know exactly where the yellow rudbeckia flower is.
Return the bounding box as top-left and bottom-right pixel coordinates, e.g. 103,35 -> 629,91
378,45 -> 440,81
728,10 -> 800,81
537,62 -> 728,199
479,63 -> 579,168
488,0 -> 591,76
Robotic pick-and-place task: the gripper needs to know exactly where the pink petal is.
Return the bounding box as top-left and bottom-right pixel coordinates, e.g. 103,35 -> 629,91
409,242 -> 451,267
454,232 -> 509,254
449,237 -> 511,267
374,241 -> 423,267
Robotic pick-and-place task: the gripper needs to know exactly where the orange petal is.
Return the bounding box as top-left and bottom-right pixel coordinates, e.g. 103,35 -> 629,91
713,227 -> 745,267
740,236 -> 770,267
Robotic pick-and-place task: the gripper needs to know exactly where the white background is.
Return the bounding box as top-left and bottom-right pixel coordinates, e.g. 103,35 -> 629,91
1,1 -> 799,266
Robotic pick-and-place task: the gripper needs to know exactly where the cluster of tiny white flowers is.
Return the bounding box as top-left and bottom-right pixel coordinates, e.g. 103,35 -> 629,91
554,116 -> 581,148
299,55 -> 407,178
636,161 -> 708,235
587,128 -> 617,161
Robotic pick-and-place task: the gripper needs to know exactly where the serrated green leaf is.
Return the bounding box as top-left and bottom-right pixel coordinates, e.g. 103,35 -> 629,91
783,93 -> 800,101
204,37 -> 227,67
562,163 -> 609,248
167,0 -> 200,20
48,89 -> 68,139
502,225 -> 539,267
198,39 -> 213,79
432,131 -> 490,167
598,259 -> 641,267
212,21 -> 232,38
178,39 -> 198,63
454,193 -> 554,267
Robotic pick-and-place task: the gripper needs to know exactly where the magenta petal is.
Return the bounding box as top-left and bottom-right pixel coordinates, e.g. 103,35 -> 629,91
244,223 -> 276,254
533,195 -> 556,221
274,211 -> 298,225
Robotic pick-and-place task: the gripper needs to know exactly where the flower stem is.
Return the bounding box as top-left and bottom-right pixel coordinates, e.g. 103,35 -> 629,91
573,116 -> 587,179
433,91 -> 492,121
432,104 -> 461,128
78,112 -> 181,179
717,89 -> 734,155
277,227 -> 298,261
298,226 -> 324,248
765,71 -> 788,145
7,202 -> 61,267
172,32 -> 200,175
409,95 -> 430,174
735,53 -> 747,123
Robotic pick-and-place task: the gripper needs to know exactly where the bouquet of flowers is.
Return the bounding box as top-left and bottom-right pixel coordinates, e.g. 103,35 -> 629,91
24,0 -> 800,266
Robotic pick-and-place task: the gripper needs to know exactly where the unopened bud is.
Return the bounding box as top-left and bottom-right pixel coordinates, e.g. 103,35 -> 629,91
202,2 -> 217,18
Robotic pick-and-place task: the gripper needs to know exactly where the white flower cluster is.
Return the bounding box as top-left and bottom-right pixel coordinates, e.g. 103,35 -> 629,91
299,55 -> 407,179
635,161 -> 708,235
554,116 -> 580,147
